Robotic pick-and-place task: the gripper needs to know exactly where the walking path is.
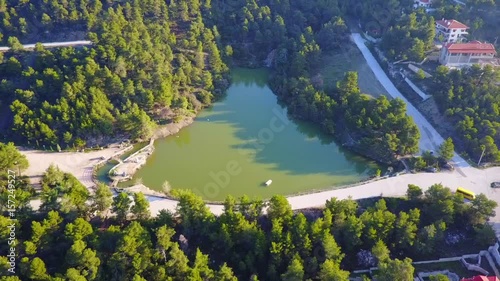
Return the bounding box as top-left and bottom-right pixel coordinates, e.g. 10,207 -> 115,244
0,40 -> 92,52
21,35 -> 500,227
145,166 -> 500,220
350,33 -> 468,168
404,77 -> 431,100
21,144 -> 131,190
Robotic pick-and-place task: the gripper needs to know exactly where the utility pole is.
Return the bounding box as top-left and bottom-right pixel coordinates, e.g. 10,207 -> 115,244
477,145 -> 486,166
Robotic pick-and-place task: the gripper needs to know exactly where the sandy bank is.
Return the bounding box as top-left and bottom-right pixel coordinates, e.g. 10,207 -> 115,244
122,184 -> 168,198
20,145 -> 127,188
153,115 -> 195,139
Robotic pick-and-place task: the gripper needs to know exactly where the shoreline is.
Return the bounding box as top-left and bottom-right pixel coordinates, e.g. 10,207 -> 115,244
153,115 -> 195,139
120,172 -> 400,205
142,165 -> 500,222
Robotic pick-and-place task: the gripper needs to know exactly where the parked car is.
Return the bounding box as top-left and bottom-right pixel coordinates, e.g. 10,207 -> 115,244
442,163 -> 454,171
425,167 -> 437,173
491,182 -> 500,188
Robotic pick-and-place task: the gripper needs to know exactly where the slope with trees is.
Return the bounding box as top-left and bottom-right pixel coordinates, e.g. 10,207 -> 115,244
0,0 -> 228,147
432,65 -> 500,163
1,144 -> 497,281
0,0 -> 422,164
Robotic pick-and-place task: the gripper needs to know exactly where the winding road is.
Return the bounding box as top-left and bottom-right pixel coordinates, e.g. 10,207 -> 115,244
22,35 -> 500,229
350,33 -> 468,168
146,34 -> 499,220
0,40 -> 92,52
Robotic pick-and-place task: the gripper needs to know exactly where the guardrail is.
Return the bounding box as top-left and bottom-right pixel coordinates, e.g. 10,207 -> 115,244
91,145 -> 134,187
108,139 -> 155,183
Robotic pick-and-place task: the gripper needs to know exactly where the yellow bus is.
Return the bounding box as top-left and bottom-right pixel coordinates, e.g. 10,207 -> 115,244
456,187 -> 475,200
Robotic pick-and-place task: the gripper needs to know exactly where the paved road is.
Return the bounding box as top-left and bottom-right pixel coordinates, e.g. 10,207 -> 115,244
350,33 -> 469,168
25,35 -> 500,227
145,166 -> 500,221
0,40 -> 92,52
150,36 -> 500,221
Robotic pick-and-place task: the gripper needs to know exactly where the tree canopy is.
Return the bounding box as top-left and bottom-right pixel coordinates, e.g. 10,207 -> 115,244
433,65 -> 500,163
0,0 -> 421,164
0,144 -> 499,280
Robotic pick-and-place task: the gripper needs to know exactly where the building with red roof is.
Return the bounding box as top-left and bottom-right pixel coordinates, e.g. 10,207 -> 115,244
461,275 -> 500,281
439,41 -> 497,67
436,19 -> 469,43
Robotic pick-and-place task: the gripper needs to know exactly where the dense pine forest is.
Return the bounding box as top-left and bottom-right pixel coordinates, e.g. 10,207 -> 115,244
0,143 -> 498,280
0,0 -> 423,163
1,1 -> 499,280
432,65 -> 500,163
0,0 -> 228,147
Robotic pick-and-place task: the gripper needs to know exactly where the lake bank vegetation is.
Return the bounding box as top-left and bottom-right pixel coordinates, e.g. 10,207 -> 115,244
344,0 -> 500,164
0,1 -> 229,148
0,0 -> 422,164
0,144 -> 497,281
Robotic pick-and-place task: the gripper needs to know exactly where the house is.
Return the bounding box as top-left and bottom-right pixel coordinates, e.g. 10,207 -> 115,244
439,41 -> 497,67
414,0 -> 432,8
461,276 -> 500,281
436,19 -> 469,43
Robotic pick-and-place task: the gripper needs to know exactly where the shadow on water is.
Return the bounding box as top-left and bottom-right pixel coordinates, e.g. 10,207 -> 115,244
195,68 -> 382,177
231,68 -> 270,88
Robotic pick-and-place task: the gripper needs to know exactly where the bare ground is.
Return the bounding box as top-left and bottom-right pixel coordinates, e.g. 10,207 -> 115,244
153,115 -> 195,139
20,144 -> 127,189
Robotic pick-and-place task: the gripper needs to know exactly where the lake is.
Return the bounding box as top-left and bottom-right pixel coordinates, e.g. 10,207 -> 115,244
129,68 -> 383,201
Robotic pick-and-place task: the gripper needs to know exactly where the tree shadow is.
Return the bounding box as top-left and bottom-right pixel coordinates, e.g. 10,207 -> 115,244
193,68 -> 383,177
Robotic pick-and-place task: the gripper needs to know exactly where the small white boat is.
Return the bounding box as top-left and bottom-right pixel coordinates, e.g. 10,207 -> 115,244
265,179 -> 272,186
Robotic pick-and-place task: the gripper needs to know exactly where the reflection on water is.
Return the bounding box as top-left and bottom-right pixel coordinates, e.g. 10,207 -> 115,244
128,68 -> 384,200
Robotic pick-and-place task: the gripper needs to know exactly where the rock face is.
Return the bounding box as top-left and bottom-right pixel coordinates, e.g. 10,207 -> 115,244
153,116 -> 195,139
179,234 -> 189,252
264,49 -> 277,68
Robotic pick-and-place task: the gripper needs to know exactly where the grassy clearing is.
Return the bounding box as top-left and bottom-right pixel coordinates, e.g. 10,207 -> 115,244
352,259 -> 492,280
317,43 -> 389,98
413,261 -> 471,278
413,258 -> 496,279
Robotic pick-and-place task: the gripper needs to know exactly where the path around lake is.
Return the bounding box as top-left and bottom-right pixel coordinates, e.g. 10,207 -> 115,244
21,36 -> 500,226
350,33 -> 468,168
146,166 -> 500,221
0,40 -> 92,52
22,142 -> 500,222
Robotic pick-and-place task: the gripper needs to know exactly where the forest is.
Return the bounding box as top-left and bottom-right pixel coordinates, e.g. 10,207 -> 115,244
349,0 -> 499,163
0,0 -> 422,163
208,0 -> 421,162
432,65 -> 500,163
0,0 -> 228,147
0,143 -> 498,281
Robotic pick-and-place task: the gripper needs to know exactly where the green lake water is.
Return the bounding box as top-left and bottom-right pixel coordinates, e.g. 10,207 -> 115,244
130,68 -> 383,200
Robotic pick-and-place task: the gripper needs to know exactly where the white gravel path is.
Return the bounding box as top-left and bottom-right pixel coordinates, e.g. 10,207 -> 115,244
351,33 -> 469,168
0,40 -> 92,51
22,145 -> 127,189
146,167 -> 500,221
24,37 -> 500,224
